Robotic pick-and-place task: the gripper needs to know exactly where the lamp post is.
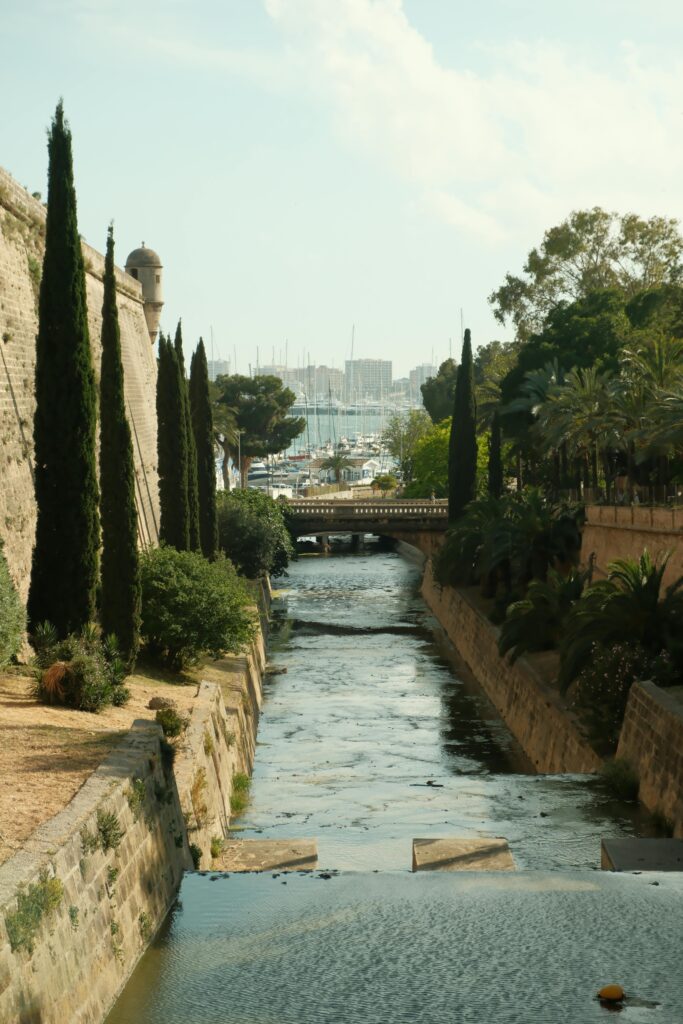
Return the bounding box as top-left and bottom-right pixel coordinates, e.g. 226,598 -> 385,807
237,430 -> 244,489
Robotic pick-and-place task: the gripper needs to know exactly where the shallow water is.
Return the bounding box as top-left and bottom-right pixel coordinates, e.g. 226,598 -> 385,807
107,871 -> 683,1024
238,547 -> 652,871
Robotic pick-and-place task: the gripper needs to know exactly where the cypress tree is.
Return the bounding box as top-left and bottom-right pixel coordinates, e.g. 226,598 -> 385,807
99,225 -> 141,666
488,411 -> 503,498
174,322 -> 200,551
448,328 -> 477,522
156,334 -> 190,549
28,102 -> 100,636
189,339 -> 218,559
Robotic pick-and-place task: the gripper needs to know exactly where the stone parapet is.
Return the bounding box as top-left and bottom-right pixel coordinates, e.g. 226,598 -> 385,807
582,504 -> 683,586
617,681 -> 683,838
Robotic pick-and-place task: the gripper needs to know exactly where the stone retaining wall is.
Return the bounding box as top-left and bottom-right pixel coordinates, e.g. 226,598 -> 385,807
0,614 -> 267,1023
582,505 -> 683,586
421,563 -> 601,774
617,681 -> 683,837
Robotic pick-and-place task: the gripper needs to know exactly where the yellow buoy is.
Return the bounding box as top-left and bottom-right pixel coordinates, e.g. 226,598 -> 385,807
598,984 -> 625,1002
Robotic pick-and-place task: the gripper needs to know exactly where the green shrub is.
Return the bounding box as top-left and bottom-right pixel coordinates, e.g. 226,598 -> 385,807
571,642 -> 652,755
126,778 -> 147,821
32,623 -> 129,712
498,566 -> 592,663
230,772 -> 250,816
216,490 -> 293,578
156,706 -> 188,738
5,871 -> 64,954
140,547 -> 255,670
189,843 -> 202,869
210,836 -> 224,859
96,809 -> 123,852
68,905 -> 79,930
0,542 -> 25,669
600,758 -> 640,801
138,911 -> 152,941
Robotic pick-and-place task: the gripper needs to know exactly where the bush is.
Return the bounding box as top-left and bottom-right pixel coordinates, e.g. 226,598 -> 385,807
32,623 -> 129,712
230,771 -> 250,816
571,642 -> 652,755
156,706 -> 188,738
0,542 -> 25,668
189,843 -> 202,869
140,547 -> 255,670
216,490 -> 293,578
5,870 -> 63,954
498,566 -> 592,663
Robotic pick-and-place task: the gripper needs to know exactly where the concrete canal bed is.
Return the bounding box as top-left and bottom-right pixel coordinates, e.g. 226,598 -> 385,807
106,870 -> 683,1023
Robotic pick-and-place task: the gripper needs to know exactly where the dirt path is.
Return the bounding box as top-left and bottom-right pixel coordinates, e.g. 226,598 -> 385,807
0,667 -> 199,865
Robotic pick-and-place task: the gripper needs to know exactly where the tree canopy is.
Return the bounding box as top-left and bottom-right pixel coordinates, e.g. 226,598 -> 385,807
214,374 -> 305,483
490,207 -> 683,341
382,409 -> 431,480
420,358 -> 458,423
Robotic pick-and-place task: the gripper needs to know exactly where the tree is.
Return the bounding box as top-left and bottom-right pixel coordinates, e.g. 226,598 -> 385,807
448,330 -> 477,522
420,358 -> 458,423
403,419 -> 450,498
214,375 -> 306,484
382,409 -> 431,480
28,102 -> 100,637
99,225 -> 140,666
490,208 -> 683,340
174,322 -> 200,550
156,335 -> 190,550
371,473 -> 398,495
321,452 -> 352,484
189,339 -> 218,559
216,489 -> 294,578
488,412 -> 503,498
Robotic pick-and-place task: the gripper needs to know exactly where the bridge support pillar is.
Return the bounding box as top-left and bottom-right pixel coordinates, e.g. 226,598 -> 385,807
350,533 -> 362,551
316,535 -> 330,553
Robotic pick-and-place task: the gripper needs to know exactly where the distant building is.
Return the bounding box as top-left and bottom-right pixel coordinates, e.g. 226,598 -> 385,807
409,363 -> 437,405
344,359 -> 392,402
208,358 -> 231,381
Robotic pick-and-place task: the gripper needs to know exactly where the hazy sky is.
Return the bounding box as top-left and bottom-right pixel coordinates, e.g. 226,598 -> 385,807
3,0 -> 683,376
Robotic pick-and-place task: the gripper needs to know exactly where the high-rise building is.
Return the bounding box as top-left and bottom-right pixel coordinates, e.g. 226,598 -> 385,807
409,363 -> 437,404
344,359 -> 392,401
207,358 -> 231,381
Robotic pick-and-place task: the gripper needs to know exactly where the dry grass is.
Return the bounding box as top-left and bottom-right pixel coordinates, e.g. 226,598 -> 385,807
0,665 -> 198,866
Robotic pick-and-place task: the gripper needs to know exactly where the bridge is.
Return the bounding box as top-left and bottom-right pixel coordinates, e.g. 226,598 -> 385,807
286,498 -> 449,555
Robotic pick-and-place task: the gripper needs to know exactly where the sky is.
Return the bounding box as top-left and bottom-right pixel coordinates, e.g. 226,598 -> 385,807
2,0 -> 683,377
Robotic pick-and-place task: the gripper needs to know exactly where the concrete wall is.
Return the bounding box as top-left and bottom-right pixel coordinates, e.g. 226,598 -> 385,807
421,563 -> 601,774
0,166 -> 160,601
0,628 -> 266,1023
582,505 -> 683,586
617,681 -> 683,837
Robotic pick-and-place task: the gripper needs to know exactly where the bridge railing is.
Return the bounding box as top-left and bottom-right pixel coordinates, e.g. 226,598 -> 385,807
287,499 -> 448,518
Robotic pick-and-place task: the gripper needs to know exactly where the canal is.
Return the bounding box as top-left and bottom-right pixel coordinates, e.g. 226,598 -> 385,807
107,544 -> 682,1023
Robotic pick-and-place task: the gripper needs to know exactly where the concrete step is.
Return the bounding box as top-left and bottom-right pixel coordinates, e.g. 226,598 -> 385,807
601,837 -> 683,872
412,837 -> 515,872
216,839 -> 318,872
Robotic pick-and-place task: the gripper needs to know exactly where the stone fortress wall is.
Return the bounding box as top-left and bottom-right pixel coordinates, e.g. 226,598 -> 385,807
0,165 -> 160,601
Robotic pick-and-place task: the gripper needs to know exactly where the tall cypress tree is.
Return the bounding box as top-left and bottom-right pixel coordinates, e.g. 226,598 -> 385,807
157,334 -> 190,549
448,328 -> 477,523
488,410 -> 503,499
28,102 -> 100,636
99,224 -> 141,666
174,322 -> 200,551
189,339 -> 218,559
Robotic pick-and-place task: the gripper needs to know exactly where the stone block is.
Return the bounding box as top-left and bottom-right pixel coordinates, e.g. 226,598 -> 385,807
217,839 -> 318,872
412,837 -> 515,872
601,837 -> 683,872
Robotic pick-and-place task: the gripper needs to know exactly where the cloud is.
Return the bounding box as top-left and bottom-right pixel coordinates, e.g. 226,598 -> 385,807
263,0 -> 683,241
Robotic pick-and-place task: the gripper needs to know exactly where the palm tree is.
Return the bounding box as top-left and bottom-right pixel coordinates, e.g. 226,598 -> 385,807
559,551 -> 683,690
321,452 -> 352,485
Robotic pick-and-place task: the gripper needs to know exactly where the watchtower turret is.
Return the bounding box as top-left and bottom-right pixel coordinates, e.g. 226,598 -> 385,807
125,243 -> 163,344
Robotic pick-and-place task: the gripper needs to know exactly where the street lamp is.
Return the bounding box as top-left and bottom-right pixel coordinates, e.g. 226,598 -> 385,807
237,430 -> 244,489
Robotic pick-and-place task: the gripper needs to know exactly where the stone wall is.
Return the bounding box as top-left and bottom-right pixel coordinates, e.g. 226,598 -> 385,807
421,563 -> 601,774
617,681 -> 683,837
0,165 -> 160,601
582,505 -> 683,586
0,619 -> 267,1024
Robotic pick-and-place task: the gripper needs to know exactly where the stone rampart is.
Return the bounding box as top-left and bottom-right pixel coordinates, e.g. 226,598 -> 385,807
582,505 -> 683,586
617,681 -> 683,837
0,165 -> 160,601
421,563 -> 601,774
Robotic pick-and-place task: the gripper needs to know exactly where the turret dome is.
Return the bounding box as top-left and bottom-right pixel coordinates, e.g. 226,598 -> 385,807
125,242 -> 164,344
125,244 -> 162,270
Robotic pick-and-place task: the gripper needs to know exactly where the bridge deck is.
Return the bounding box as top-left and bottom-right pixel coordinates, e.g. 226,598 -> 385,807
286,498 -> 449,535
